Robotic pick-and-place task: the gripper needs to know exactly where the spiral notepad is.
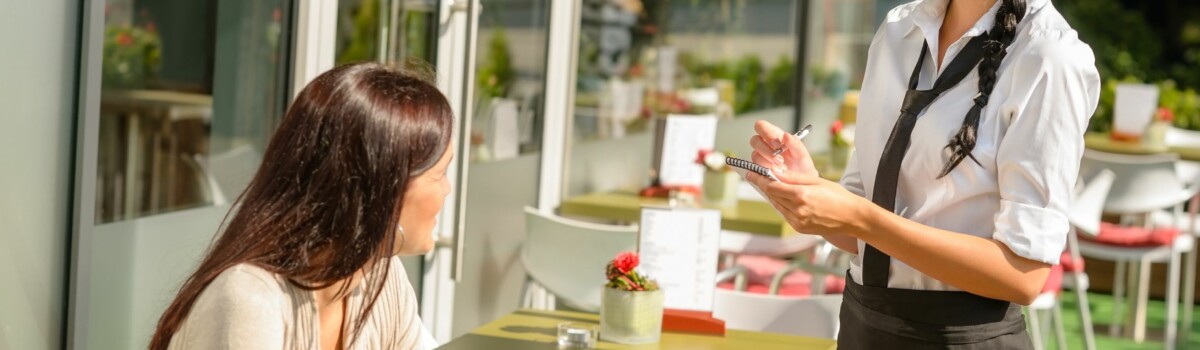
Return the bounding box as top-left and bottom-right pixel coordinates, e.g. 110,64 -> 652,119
725,157 -> 779,182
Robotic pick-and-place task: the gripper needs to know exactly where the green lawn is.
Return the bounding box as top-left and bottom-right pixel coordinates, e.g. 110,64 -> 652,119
1043,291 -> 1198,349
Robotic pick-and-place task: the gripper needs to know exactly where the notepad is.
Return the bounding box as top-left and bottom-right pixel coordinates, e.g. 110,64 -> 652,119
637,206 -> 721,312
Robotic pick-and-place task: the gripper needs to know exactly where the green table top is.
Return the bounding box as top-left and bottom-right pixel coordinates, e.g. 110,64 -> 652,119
436,309 -> 838,350
559,154 -> 847,238
1084,132 -> 1200,160
560,192 -> 793,237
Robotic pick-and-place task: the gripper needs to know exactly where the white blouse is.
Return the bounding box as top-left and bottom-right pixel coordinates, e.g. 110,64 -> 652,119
841,0 -> 1101,291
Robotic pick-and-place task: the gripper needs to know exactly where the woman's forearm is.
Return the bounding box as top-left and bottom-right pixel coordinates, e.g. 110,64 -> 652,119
854,205 -> 1051,305
824,233 -> 859,254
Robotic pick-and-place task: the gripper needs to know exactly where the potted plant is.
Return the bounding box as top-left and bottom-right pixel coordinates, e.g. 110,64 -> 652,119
600,252 -> 663,345
102,24 -> 161,89
1146,106 -> 1174,148
696,149 -> 739,208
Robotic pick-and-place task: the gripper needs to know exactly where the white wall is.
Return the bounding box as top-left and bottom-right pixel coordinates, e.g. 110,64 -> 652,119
0,0 -> 79,349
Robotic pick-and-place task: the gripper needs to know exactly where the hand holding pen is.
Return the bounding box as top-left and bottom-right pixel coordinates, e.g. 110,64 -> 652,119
748,121 -> 820,180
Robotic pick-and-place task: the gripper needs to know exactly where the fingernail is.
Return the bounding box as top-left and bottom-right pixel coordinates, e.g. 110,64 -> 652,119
772,139 -> 783,149
774,154 -> 786,165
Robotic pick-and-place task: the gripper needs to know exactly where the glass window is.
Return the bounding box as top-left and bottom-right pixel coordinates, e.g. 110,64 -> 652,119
95,0 -> 294,223
565,0 -> 801,198
801,0 -> 905,149
335,0 -> 439,66
467,0 -> 550,163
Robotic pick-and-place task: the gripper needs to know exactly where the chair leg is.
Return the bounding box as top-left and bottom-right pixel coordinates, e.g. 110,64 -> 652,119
1053,301 -> 1068,350
1074,274 -> 1098,350
521,278 -> 532,309
1183,246 -> 1197,349
1132,259 -> 1152,342
546,293 -> 557,311
1112,260 -> 1127,337
1167,247 -> 1183,350
1029,308 -> 1045,350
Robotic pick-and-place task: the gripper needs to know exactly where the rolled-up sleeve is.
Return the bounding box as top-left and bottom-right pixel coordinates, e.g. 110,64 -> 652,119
991,30 -> 1101,264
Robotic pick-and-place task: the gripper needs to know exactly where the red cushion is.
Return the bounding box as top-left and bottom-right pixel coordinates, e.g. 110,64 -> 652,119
1042,263 -> 1064,294
1059,251 -> 1084,272
1082,222 -> 1180,247
717,255 -> 847,296
716,279 -> 844,296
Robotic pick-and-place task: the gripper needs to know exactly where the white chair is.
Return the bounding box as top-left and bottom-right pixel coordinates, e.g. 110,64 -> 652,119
1157,125 -> 1200,346
1077,150 -> 1198,348
712,288 -> 842,339
521,207 -> 637,312
1029,169 -> 1115,350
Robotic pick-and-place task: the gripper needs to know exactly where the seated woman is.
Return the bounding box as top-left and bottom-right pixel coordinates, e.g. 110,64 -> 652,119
149,62 -> 454,350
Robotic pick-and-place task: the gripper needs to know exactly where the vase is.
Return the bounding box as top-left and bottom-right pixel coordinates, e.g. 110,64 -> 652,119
600,288 -> 664,345
831,144 -> 852,171
703,170 -> 740,208
1145,120 -> 1169,149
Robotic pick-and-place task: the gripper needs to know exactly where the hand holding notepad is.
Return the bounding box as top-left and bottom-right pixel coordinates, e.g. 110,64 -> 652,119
746,120 -> 820,182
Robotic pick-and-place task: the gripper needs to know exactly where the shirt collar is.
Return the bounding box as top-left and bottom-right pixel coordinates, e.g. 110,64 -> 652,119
906,0 -> 1050,39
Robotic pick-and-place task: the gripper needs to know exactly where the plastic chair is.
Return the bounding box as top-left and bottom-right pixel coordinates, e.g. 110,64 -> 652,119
1028,263 -> 1066,350
521,207 -> 637,312
711,288 -> 842,339
1166,126 -> 1200,186
1041,169 -> 1115,350
1077,150 -> 1198,348
1157,125 -> 1200,345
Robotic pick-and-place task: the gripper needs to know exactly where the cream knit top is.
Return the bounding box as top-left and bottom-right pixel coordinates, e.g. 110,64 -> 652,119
168,256 -> 427,349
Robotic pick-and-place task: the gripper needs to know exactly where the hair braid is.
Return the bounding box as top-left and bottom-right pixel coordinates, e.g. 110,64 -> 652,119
938,0 -> 1028,178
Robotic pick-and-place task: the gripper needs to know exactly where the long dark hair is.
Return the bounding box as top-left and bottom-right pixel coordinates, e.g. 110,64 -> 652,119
938,0 -> 1028,177
149,62 -> 453,349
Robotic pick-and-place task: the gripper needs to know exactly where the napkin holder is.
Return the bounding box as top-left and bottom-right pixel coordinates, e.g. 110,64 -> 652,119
662,309 -> 726,336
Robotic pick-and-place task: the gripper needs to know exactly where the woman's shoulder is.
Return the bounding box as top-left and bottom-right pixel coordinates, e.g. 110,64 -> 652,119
1007,4 -> 1098,80
189,264 -> 292,322
171,264 -> 294,349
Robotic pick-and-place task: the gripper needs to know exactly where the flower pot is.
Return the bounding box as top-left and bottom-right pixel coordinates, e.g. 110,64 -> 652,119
600,288 -> 664,344
703,170 -> 740,208
1145,120 -> 1169,149
831,144 -> 853,171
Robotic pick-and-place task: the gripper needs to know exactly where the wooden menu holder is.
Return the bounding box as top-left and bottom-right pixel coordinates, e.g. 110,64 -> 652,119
662,308 -> 726,336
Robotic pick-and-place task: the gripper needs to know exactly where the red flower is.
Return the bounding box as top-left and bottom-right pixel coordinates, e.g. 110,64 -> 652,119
613,252 -> 639,274
1159,107 -> 1175,122
695,149 -> 713,166
116,32 -> 134,47
831,120 -> 844,135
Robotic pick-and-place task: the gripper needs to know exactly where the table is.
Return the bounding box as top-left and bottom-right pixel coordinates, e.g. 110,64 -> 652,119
100,89 -> 213,221
436,309 -> 837,350
560,192 -> 793,237
1084,132 -> 1200,160
559,154 -> 848,238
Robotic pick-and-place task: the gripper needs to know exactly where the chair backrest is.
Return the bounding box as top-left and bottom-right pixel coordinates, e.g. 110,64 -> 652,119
522,207 -> 637,312
1166,126 -> 1200,148
1079,150 -> 1188,214
1069,169 -> 1115,237
712,289 -> 842,339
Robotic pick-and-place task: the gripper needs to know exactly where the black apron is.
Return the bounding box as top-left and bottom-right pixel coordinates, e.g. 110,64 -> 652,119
836,35 -> 1034,350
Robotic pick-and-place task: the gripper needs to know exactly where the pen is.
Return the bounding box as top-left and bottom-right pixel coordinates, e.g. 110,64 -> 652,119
772,124 -> 813,156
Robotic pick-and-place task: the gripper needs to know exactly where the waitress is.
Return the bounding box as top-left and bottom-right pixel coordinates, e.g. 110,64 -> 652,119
746,0 -> 1099,348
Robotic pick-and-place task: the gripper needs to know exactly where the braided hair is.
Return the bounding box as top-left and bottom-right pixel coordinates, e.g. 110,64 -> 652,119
937,0 -> 1028,178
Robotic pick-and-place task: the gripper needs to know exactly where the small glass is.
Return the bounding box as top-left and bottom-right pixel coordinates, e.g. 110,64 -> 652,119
557,322 -> 599,349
